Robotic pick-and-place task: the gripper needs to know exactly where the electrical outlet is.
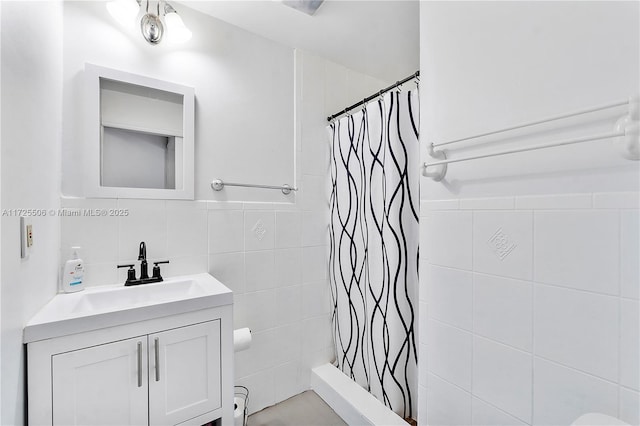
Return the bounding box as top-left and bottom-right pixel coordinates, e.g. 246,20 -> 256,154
20,217 -> 32,259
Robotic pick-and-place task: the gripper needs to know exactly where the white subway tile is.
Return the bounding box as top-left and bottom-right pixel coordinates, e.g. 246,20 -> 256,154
621,210 -> 640,299
473,274 -> 532,351
301,174 -> 326,211
427,320 -> 473,391
273,361 -> 304,403
274,323 -> 303,365
425,211 -> 473,270
621,299 -> 639,390
534,284 -> 619,381
275,211 -> 302,248
206,201 -> 243,210
533,358 -> 618,426
244,211 -> 275,251
515,193 -> 592,210
459,197 -> 514,210
620,387 -> 640,426
166,208 -> 207,257
61,213 -> 118,264
274,248 -> 302,287
534,210 -> 619,295
426,374 -> 472,426
235,368 -> 276,415
425,265 -> 473,330
421,199 -> 460,212
303,315 -> 332,353
208,210 -> 243,254
245,250 -> 276,293
471,397 -> 527,426
473,337 -> 532,423
473,211 -> 533,281
209,252 -> 245,295
86,262 -> 118,287
162,255 -> 207,278
593,192 -> 640,209
234,328 -> 278,378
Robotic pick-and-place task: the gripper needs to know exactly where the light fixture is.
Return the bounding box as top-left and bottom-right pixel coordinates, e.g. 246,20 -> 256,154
106,0 -> 192,45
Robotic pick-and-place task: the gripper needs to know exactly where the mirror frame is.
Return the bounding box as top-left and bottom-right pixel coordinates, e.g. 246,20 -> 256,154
84,63 -> 195,199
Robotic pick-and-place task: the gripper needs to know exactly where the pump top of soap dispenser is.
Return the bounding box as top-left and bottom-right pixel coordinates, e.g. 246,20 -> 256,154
70,246 -> 81,259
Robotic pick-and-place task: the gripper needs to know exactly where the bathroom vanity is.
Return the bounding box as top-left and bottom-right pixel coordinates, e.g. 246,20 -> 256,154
24,273 -> 233,426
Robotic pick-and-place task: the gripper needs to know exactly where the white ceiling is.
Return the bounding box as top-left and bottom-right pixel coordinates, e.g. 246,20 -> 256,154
180,0 -> 419,83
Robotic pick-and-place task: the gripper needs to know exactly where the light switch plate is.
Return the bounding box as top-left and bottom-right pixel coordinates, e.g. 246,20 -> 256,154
20,216 -> 32,259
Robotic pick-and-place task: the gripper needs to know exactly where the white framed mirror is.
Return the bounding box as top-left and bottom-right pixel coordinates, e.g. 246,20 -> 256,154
84,63 -> 194,199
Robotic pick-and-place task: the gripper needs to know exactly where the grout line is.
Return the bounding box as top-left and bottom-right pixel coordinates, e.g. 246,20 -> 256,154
617,208 -> 623,418
530,209 -> 536,424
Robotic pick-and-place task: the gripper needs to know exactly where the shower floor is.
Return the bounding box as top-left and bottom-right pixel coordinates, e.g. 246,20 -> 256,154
247,391 -> 347,426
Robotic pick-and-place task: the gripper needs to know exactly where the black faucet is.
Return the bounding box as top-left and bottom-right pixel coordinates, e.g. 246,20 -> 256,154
117,241 -> 169,286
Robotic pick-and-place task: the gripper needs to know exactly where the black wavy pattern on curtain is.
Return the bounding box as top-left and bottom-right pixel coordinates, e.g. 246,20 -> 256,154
329,91 -> 419,419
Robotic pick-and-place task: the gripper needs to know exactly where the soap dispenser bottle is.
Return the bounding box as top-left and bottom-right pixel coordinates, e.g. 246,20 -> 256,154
62,247 -> 84,293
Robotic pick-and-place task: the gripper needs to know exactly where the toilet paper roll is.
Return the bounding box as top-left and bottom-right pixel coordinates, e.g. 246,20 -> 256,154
233,328 -> 252,352
234,396 -> 246,426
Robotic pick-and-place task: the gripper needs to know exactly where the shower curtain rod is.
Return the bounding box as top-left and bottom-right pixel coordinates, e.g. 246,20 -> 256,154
326,70 -> 420,122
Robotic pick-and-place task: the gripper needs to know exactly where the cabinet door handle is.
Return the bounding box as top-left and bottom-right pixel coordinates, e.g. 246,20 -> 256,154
154,337 -> 160,382
137,341 -> 143,387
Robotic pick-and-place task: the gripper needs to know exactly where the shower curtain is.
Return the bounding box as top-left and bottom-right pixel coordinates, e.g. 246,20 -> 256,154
328,90 -> 419,419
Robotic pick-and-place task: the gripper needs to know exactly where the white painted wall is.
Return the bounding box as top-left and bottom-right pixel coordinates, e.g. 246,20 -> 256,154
420,1 -> 639,200
62,1 -> 294,203
418,2 -> 639,425
0,2 -> 63,424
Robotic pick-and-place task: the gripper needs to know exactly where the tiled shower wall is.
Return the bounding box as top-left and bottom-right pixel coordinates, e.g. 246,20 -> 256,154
418,192 -> 639,426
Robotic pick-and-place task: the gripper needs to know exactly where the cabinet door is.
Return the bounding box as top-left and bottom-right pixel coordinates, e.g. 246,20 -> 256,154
52,337 -> 148,426
149,320 -> 221,425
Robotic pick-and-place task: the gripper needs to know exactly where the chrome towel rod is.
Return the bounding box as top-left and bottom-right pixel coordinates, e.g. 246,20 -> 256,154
423,96 -> 640,181
211,179 -> 297,195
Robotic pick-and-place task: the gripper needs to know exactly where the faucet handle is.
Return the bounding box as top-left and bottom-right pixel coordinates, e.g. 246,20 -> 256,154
117,264 -> 137,285
152,260 -> 170,280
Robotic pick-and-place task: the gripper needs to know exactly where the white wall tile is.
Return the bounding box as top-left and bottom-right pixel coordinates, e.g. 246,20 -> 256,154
275,248 -> 302,287
593,192 -> 640,209
274,323 -> 303,365
471,397 -> 527,426
473,211 -> 533,280
515,194 -> 592,210
425,211 -> 473,270
473,337 -> 532,423
275,285 -> 303,325
302,280 -> 331,318
620,387 -> 640,426
61,214 -> 118,265
208,210 -> 243,254
86,262 -> 118,287
242,290 -> 277,332
621,210 -> 640,299
425,265 -> 473,330
421,199 -> 460,212
621,299 -> 639,390
534,284 -> 619,381
118,208 -> 167,262
234,328 -> 278,378
473,274 -> 532,351
275,211 -> 302,248
301,174 -> 326,211
244,211 -> 275,251
459,197 -> 514,210
533,358 -> 618,426
162,255 -> 207,278
302,246 -> 326,283
418,385 -> 428,426
301,210 -> 327,247
534,210 -> 620,295
209,253 -> 245,295
274,361 -> 304,403
302,315 -> 332,353
426,374 -> 472,426
427,320 -> 473,391
245,250 -> 276,293
419,343 -> 429,388
167,208 -> 207,258
235,369 -> 276,415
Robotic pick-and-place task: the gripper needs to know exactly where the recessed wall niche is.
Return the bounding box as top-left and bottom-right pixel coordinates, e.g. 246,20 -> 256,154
84,64 -> 194,199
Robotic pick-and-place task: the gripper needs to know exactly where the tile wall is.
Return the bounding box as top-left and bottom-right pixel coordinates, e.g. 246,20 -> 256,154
418,192 -> 639,425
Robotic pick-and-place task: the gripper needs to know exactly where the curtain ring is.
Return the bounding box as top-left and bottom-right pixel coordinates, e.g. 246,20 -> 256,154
396,81 -> 402,93
378,90 -> 384,100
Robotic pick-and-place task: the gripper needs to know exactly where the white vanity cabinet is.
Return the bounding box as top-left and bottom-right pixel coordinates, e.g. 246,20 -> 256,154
25,274 -> 234,426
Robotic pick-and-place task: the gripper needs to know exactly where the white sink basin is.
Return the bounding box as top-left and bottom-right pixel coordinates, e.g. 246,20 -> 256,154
24,273 -> 232,343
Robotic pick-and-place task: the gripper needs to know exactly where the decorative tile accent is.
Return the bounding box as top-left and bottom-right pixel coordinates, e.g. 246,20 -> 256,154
487,227 -> 517,261
252,219 -> 267,241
